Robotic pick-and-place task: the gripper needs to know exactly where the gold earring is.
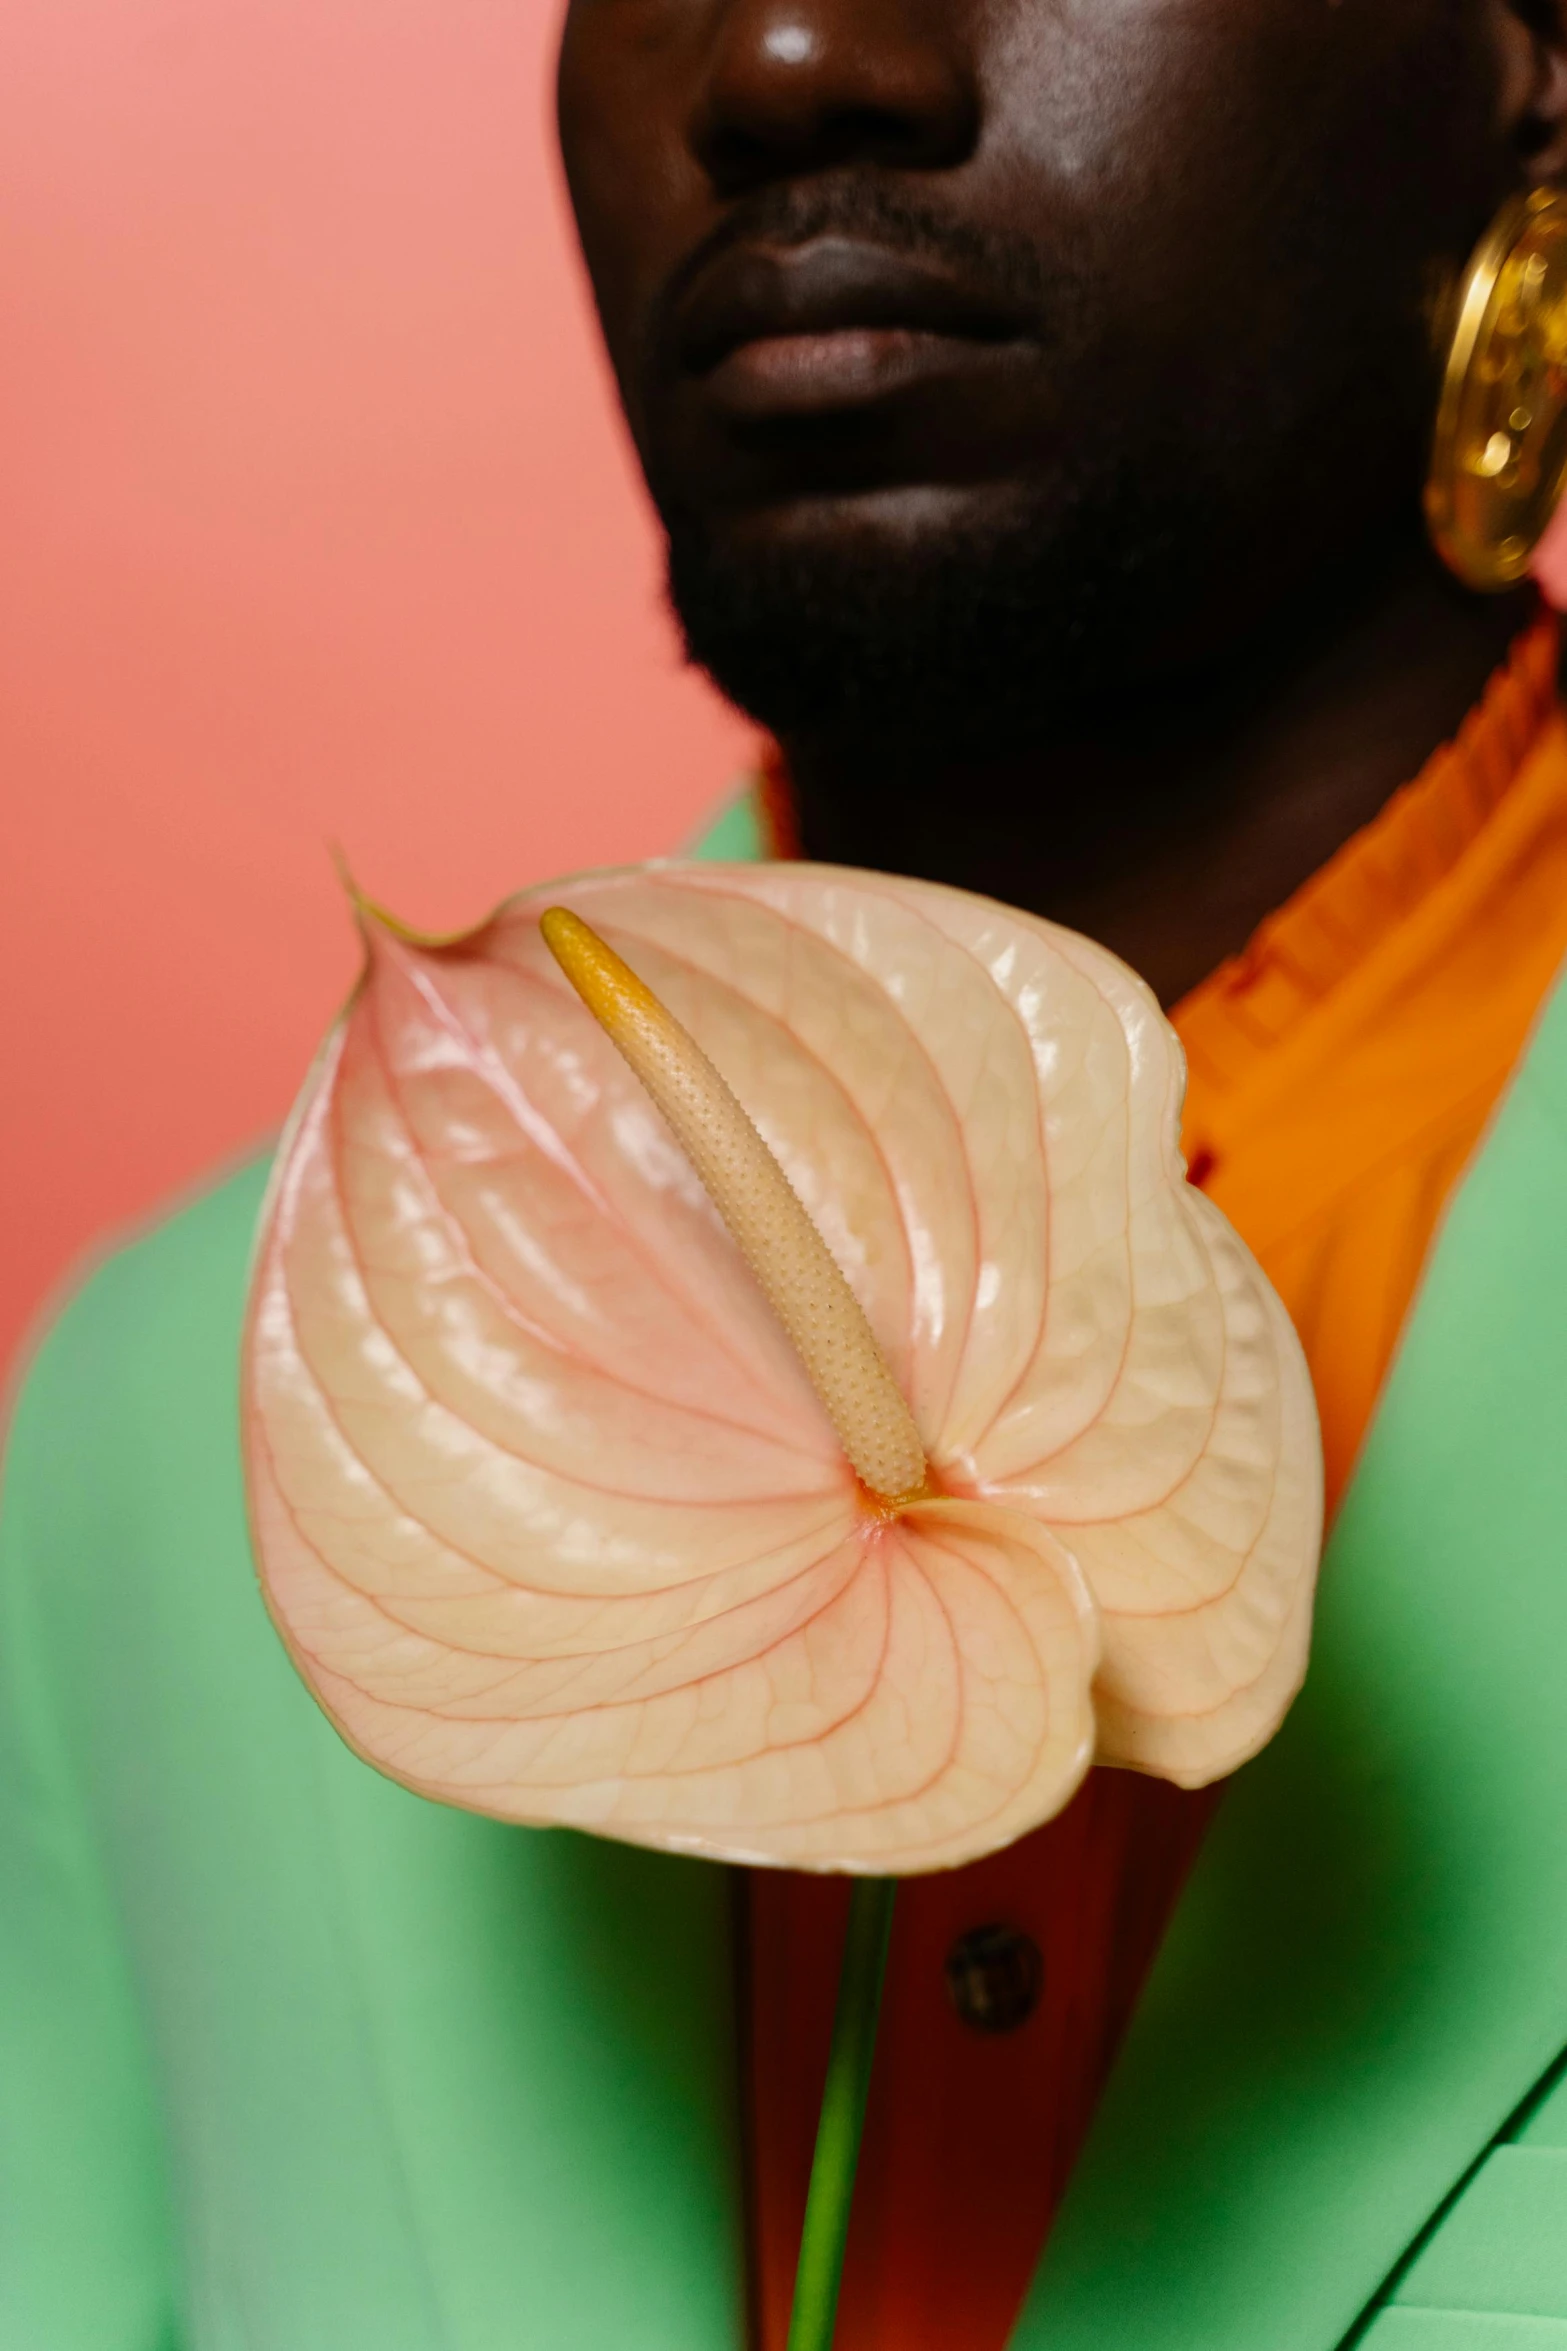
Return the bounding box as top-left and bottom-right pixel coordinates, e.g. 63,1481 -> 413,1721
1427,185 -> 1567,591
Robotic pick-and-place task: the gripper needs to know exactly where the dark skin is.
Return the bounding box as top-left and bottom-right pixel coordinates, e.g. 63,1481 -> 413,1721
559,0 -> 1567,1007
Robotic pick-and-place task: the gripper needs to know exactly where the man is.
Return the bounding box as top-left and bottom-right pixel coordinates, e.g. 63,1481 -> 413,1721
6,2 -> 1567,2345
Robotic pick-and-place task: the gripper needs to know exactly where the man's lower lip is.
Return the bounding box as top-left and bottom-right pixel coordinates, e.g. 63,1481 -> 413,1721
702,326 -> 991,416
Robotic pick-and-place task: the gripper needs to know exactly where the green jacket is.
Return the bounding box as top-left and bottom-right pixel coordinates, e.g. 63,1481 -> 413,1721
4,803 -> 1567,2349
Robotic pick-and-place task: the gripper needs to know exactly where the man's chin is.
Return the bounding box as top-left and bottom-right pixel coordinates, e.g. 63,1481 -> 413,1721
661,474 -> 1193,757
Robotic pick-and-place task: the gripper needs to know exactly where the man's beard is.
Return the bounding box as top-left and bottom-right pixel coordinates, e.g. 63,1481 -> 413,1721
662,456 -> 1215,764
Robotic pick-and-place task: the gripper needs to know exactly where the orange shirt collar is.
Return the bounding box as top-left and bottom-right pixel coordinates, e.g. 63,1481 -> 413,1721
1176,614 -> 1562,1094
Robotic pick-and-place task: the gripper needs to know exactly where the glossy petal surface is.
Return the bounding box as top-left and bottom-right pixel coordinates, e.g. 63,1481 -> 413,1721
244,865 -> 1322,1873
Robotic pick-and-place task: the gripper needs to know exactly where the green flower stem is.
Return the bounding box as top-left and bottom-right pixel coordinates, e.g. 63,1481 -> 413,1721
785,1876 -> 898,2351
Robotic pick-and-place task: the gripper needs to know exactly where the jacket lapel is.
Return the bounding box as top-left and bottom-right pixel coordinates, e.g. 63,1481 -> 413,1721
1012,969 -> 1567,2351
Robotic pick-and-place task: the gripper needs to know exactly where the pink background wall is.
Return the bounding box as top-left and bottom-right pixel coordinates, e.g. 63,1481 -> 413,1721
5,0 -> 1566,1383
0,0 -> 753,1380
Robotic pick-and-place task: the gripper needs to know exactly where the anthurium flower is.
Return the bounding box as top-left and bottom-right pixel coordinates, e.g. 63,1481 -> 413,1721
244,863 -> 1322,1876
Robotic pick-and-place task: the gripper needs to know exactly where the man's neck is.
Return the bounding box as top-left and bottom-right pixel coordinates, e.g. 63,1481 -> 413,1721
783,555 -> 1542,1008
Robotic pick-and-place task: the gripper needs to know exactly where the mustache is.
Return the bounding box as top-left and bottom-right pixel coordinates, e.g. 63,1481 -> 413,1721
646,171 -> 1080,372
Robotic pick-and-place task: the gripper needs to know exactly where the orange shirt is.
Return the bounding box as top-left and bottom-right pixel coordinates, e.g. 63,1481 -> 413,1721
747,613 -> 1567,2351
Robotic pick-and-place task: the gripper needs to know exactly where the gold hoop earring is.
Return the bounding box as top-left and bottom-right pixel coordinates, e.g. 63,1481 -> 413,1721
1427,185 -> 1567,591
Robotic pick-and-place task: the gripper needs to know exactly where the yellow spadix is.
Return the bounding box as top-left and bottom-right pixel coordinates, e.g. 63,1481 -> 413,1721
540,906 -> 930,1508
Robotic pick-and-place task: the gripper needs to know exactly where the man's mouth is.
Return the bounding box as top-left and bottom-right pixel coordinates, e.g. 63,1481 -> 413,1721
674,236 -> 1027,419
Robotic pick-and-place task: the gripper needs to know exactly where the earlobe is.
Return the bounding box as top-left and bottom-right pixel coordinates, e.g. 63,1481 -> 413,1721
1503,0 -> 1567,173
1528,45 -> 1567,174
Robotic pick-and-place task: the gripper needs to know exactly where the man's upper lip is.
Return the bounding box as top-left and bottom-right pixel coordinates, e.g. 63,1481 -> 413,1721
675,237 -> 1024,373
